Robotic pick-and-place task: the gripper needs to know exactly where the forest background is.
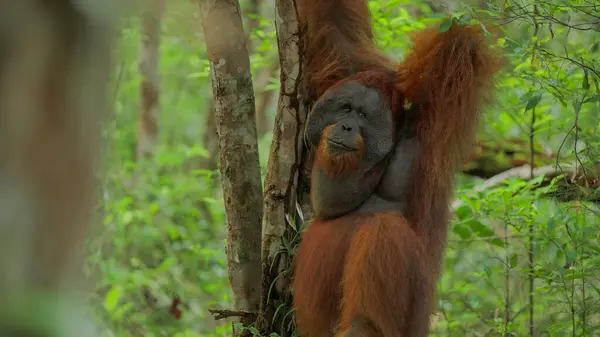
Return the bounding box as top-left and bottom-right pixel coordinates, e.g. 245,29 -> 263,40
85,0 -> 600,336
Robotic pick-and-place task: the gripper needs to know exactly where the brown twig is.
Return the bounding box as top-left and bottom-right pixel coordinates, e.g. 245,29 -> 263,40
208,308 -> 258,321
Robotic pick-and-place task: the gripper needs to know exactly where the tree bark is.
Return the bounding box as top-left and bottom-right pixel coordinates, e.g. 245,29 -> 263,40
200,0 -> 264,171
259,0 -> 311,334
0,1 -> 118,336
197,0 -> 264,333
137,0 -> 165,159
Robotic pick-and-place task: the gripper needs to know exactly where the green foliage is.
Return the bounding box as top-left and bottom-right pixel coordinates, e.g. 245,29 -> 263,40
89,0 -> 599,336
87,2 -> 231,336
87,143 -> 231,336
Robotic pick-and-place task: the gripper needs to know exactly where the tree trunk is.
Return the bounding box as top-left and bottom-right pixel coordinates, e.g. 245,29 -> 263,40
197,0 -> 264,334
0,1 -> 118,336
137,0 -> 165,159
254,60 -> 279,138
246,0 -> 261,44
258,1 -> 311,334
200,0 -> 263,171
245,0 -> 278,138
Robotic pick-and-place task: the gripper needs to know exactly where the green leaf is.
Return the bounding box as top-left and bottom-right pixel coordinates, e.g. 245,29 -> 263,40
451,11 -> 467,20
583,94 -> 600,104
484,265 -> 492,277
456,14 -> 472,25
157,257 -> 175,271
187,145 -> 210,158
475,9 -> 501,18
573,98 -> 582,113
490,238 -> 505,248
104,285 -> 123,312
525,93 -> 542,111
566,250 -> 577,265
439,18 -> 454,32
556,249 -> 565,262
519,91 -> 534,103
455,204 -> 473,220
582,69 -> 590,90
563,272 -> 585,281
479,22 -> 492,39
529,174 -> 546,186
368,0 -> 381,12
122,211 -> 133,225
509,253 -> 519,268
467,219 -> 495,238
453,224 -> 471,239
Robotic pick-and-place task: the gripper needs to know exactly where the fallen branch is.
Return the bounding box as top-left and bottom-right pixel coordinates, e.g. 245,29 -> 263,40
208,308 -> 258,321
452,163 -> 595,210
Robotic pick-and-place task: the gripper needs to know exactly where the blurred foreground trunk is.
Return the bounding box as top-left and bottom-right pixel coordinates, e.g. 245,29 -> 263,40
198,0 -> 264,335
0,1 -> 120,336
137,0 -> 165,159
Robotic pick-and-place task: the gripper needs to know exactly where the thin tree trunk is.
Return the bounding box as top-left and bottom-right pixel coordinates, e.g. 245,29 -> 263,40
259,0 -> 311,334
198,0 -> 264,334
254,60 -> 279,137
246,0 -> 274,138
200,0 -> 270,170
246,0 -> 261,44
0,1 -> 118,336
137,0 -> 165,159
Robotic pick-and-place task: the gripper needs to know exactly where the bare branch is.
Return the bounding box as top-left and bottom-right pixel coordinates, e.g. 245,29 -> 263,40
208,308 -> 258,321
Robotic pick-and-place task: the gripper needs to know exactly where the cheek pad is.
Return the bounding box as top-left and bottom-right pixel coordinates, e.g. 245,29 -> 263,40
305,102 -> 330,146
362,125 -> 394,160
304,116 -> 323,147
370,118 -> 394,153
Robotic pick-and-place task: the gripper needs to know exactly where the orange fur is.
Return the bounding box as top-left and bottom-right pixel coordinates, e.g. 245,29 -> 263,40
293,216 -> 359,337
397,24 -> 501,275
293,213 -> 432,337
315,125 -> 365,178
293,1 -> 501,336
297,0 -> 394,101
336,213 -> 432,337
